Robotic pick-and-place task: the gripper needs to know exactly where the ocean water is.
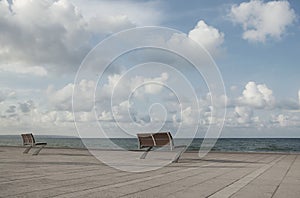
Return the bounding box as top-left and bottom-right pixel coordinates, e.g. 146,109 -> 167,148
1,135 -> 300,153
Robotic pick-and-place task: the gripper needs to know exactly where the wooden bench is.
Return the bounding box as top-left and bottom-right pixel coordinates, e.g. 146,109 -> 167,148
21,133 -> 47,155
137,132 -> 187,163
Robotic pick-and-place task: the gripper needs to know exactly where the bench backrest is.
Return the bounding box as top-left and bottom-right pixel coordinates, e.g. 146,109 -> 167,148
21,133 -> 35,146
137,132 -> 173,149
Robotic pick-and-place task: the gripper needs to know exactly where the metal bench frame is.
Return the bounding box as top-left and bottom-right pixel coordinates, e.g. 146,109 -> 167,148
137,132 -> 187,163
21,133 -> 47,155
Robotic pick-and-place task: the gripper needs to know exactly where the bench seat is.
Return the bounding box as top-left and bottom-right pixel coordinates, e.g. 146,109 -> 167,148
21,133 -> 47,155
137,132 -> 187,163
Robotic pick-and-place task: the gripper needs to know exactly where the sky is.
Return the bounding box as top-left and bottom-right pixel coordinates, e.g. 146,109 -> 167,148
0,0 -> 300,138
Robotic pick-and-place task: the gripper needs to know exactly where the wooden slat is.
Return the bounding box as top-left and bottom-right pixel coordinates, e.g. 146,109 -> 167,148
137,132 -> 173,148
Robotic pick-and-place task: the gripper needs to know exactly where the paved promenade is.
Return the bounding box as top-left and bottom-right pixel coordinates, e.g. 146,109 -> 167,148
0,146 -> 299,198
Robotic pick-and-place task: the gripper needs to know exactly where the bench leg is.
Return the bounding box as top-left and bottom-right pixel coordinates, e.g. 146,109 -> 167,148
172,145 -> 187,163
140,147 -> 153,159
32,145 -> 46,155
23,146 -> 32,154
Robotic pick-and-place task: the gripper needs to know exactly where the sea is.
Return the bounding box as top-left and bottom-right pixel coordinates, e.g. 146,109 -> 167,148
1,135 -> 300,153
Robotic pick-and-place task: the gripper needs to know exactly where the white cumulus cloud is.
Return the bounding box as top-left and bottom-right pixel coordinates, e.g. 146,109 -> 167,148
188,20 -> 224,55
229,0 -> 296,42
238,81 -> 275,109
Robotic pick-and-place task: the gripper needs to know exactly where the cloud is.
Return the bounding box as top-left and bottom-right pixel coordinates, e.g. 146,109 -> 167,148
234,106 -> 253,124
298,90 -> 300,105
99,73 -> 175,124
0,63 -> 47,76
87,15 -> 135,35
18,100 -> 35,113
100,72 -> 169,102
229,0 -> 296,42
1,99 -> 75,126
51,72 -> 170,114
144,73 -> 169,94
0,89 -> 16,103
188,20 -> 224,55
47,79 -> 96,111
222,85 -> 300,128
47,83 -> 73,111
111,100 -> 134,123
77,111 -> 97,122
1,100 -> 36,122
276,114 -> 289,127
235,84 -> 300,111
5,105 -> 16,114
32,110 -> 73,123
173,106 -> 198,125
276,99 -> 299,110
98,111 -> 113,121
1,100 -> 35,121
0,0 -> 137,74
270,113 -> 300,128
238,81 -> 275,109
71,0 -> 163,26
0,0 -> 88,71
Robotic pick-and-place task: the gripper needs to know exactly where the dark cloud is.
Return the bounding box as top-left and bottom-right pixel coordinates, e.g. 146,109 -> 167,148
5,105 -> 16,113
18,100 -> 34,113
